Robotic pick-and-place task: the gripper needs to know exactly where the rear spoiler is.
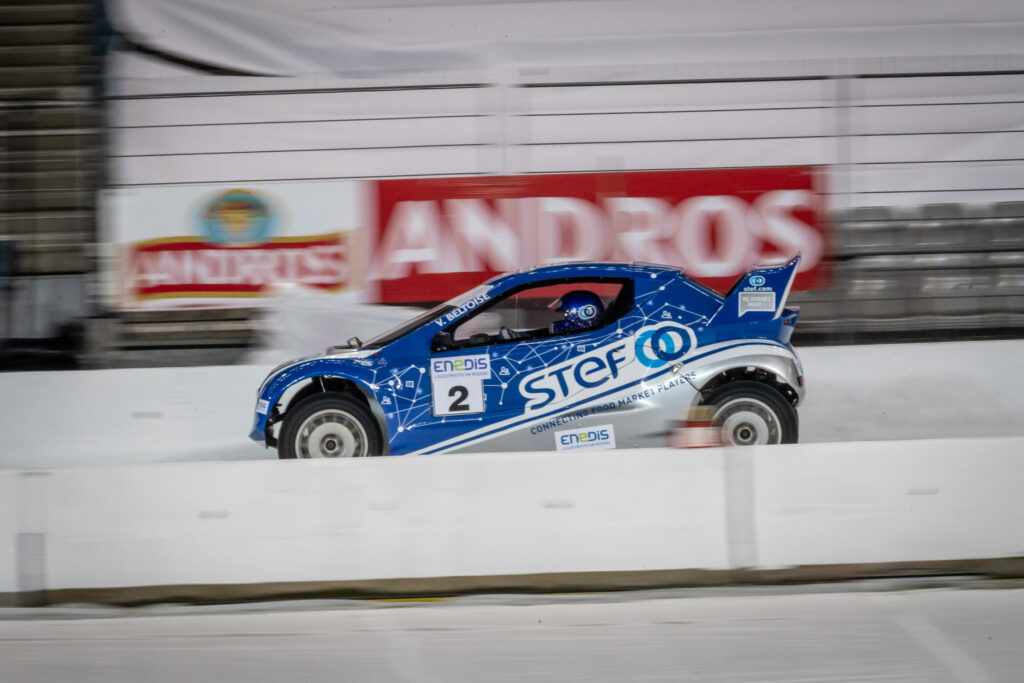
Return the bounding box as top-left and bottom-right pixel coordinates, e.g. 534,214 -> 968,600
708,256 -> 800,326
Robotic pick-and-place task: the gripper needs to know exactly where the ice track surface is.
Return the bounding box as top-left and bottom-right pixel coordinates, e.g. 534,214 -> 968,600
3,582 -> 1023,682
1,339 -> 1023,468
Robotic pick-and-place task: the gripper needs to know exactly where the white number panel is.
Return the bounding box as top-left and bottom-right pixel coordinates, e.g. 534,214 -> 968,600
430,354 -> 490,416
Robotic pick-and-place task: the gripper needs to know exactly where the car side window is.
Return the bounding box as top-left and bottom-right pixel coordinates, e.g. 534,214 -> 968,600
434,279 -> 632,351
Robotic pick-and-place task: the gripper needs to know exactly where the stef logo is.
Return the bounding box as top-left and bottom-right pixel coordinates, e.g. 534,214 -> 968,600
635,324 -> 697,369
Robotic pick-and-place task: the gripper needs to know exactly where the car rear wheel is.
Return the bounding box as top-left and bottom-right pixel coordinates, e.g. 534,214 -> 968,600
278,393 -> 381,459
705,381 -> 798,446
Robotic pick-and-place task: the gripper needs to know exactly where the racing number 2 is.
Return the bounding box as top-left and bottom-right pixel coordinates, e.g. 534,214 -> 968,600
430,353 -> 488,416
434,379 -> 483,415
448,385 -> 470,412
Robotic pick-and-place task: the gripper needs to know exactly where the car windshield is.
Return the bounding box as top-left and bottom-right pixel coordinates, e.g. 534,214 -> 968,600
361,304 -> 453,349
362,285 -> 491,349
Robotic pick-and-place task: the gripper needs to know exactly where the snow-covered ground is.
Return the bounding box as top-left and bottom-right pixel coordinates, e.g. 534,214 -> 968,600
1,338 -> 1022,469
799,339 -> 1024,443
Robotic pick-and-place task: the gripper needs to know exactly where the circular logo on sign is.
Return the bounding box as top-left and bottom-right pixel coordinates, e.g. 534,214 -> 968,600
578,303 -> 598,320
198,189 -> 277,246
635,325 -> 697,368
749,274 -> 766,287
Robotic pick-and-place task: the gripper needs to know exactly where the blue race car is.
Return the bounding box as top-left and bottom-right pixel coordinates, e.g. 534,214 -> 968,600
251,258 -> 805,458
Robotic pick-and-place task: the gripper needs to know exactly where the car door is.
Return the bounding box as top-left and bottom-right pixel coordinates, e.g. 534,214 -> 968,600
415,278 -> 636,453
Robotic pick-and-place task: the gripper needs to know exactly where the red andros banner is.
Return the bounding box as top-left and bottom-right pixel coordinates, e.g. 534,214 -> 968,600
112,169 -> 825,308
373,167 -> 825,303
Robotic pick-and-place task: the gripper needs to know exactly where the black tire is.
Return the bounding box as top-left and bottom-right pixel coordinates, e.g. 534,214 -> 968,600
703,380 -> 798,446
278,393 -> 382,459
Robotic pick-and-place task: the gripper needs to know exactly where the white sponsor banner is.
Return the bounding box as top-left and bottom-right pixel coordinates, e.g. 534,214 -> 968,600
109,181 -> 370,309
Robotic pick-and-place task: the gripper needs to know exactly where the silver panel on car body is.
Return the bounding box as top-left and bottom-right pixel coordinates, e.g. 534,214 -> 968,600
447,343 -> 803,453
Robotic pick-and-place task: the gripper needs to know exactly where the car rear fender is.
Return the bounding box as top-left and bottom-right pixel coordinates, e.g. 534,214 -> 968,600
684,351 -> 805,408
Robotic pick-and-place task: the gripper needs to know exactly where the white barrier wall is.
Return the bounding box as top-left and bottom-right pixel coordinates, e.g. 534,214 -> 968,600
0,474 -> 17,594
42,449 -> 729,591
755,438 -> 1024,567
2,437 -> 1023,602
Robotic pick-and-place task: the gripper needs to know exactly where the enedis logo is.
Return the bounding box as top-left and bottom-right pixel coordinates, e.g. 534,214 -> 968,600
555,423 -> 616,451
430,354 -> 491,381
432,357 -> 489,374
126,188 -> 352,301
559,428 -> 609,445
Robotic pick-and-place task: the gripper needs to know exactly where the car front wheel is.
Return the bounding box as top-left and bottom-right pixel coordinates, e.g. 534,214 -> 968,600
278,393 -> 381,459
705,380 -> 798,446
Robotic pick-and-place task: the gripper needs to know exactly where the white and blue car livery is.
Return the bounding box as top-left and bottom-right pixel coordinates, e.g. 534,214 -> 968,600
251,258 -> 805,458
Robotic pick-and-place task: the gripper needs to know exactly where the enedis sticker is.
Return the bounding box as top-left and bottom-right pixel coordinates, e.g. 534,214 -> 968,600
555,424 -> 616,451
430,355 -> 490,380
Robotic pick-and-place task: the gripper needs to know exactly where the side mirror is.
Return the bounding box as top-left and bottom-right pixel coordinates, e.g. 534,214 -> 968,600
432,331 -> 454,352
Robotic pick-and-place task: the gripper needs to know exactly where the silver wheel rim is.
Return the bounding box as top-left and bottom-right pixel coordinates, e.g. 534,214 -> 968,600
713,396 -> 781,446
294,408 -> 369,458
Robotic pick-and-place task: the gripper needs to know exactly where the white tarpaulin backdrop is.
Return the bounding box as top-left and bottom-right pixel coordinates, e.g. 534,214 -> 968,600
106,0 -> 1024,78
103,0 -> 1024,206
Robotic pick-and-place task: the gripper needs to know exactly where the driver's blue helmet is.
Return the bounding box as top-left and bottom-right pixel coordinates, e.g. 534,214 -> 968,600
549,290 -> 605,333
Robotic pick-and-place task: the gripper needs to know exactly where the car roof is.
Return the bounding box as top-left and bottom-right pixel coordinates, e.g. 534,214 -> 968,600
485,261 -> 683,289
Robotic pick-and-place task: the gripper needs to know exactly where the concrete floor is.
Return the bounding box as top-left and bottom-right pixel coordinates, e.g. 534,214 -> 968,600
2,581 -> 1022,682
